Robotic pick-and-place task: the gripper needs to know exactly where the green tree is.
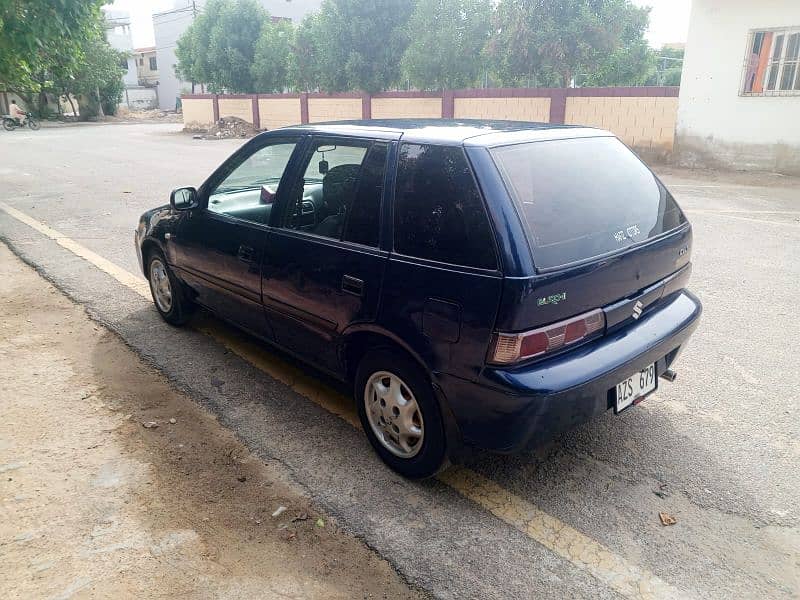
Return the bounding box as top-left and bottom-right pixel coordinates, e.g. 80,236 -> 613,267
77,38 -> 126,118
660,64 -> 683,86
646,46 -> 684,86
289,13 -> 323,91
487,0 -> 652,87
584,40 -> 655,86
176,0 -> 267,93
251,18 -> 294,92
0,0 -> 105,112
401,0 -> 492,90
174,19 -> 202,92
46,35 -> 125,118
308,0 -> 416,93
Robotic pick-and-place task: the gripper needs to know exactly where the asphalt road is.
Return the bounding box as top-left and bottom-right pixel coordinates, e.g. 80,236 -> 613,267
1,122 -> 798,599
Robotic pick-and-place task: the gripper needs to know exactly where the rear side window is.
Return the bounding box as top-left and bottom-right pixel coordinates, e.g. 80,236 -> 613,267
394,144 -> 497,270
490,136 -> 686,270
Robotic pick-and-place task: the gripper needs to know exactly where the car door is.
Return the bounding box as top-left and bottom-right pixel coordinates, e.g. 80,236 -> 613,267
261,137 -> 391,374
171,136 -> 303,338
380,142 -> 503,381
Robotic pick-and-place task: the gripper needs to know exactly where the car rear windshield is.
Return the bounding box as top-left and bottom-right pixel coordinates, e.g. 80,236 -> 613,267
490,136 -> 686,270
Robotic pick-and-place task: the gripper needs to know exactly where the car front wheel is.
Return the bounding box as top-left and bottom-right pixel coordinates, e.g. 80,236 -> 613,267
147,250 -> 193,325
355,349 -> 448,479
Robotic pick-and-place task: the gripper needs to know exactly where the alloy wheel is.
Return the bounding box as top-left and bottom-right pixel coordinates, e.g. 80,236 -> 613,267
149,258 -> 173,312
364,371 -> 425,458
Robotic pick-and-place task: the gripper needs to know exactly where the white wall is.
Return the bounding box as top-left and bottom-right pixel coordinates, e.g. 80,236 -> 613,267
122,87 -> 159,110
153,0 -> 322,110
153,4 -> 196,110
122,56 -> 139,88
675,0 -> 800,174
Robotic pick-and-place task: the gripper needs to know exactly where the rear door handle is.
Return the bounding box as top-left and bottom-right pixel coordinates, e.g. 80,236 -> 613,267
341,275 -> 364,297
237,244 -> 255,263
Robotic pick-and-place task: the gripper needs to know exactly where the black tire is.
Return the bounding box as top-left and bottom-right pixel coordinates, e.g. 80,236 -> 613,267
27,119 -> 40,131
2,119 -> 15,132
146,249 -> 194,326
355,349 -> 448,479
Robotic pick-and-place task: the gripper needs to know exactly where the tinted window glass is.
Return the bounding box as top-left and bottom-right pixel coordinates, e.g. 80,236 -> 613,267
208,142 -> 296,224
342,144 -> 387,247
394,144 -> 496,269
490,136 -> 687,270
282,141 -> 377,241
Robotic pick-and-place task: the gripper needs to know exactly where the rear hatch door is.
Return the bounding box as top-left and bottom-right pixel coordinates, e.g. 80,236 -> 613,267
490,135 -> 691,332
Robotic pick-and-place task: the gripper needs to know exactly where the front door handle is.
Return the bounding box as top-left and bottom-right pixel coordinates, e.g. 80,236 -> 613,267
237,244 -> 256,263
341,275 -> 364,297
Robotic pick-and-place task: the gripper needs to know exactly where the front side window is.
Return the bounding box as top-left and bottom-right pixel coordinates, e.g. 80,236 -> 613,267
393,144 -> 497,270
207,141 -> 297,224
742,28 -> 800,95
281,140 -> 386,246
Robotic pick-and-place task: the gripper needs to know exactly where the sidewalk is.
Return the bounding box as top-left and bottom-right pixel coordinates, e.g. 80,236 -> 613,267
0,243 -> 420,600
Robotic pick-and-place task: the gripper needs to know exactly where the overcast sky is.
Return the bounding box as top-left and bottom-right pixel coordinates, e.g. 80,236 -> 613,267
106,0 -> 692,51
632,0 -> 692,48
105,0 -> 173,48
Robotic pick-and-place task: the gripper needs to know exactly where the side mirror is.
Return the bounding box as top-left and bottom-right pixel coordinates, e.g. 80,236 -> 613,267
170,187 -> 198,211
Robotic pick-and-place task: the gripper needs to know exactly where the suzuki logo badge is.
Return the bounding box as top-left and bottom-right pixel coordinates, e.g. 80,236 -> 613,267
632,300 -> 644,320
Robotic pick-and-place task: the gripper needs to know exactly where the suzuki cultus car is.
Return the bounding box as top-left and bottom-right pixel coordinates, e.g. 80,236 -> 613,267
136,120 -> 701,478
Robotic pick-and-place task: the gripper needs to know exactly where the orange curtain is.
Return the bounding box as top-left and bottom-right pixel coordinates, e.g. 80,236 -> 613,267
752,32 -> 773,93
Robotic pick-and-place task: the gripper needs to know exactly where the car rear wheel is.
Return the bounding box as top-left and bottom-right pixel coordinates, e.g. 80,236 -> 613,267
355,349 -> 448,479
147,250 -> 193,326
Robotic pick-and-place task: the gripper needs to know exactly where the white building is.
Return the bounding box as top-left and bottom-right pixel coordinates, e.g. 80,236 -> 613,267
103,10 -> 138,88
134,47 -> 159,86
153,0 -> 322,111
675,0 -> 800,175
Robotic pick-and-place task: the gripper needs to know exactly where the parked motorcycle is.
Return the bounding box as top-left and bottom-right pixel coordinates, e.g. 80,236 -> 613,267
2,113 -> 40,131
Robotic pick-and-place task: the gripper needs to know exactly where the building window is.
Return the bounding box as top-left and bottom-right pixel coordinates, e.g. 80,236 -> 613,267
149,56 -> 158,71
742,27 -> 800,95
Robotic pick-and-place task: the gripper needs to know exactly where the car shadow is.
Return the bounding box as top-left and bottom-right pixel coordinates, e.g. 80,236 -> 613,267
104,302 -> 797,598
112,302 -> 774,530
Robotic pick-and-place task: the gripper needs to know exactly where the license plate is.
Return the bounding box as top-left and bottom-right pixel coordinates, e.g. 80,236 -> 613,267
615,363 -> 657,413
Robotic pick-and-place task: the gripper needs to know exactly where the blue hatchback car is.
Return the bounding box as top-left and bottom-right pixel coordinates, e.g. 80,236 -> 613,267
136,120 -> 701,478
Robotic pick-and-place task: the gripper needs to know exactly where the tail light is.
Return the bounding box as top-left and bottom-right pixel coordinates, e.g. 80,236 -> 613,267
489,309 -> 605,365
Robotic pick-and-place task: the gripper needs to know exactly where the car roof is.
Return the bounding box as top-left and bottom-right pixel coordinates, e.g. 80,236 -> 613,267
272,119 -> 613,146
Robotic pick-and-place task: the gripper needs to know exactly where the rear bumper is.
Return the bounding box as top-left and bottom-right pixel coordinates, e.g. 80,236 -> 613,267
439,289 -> 702,453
